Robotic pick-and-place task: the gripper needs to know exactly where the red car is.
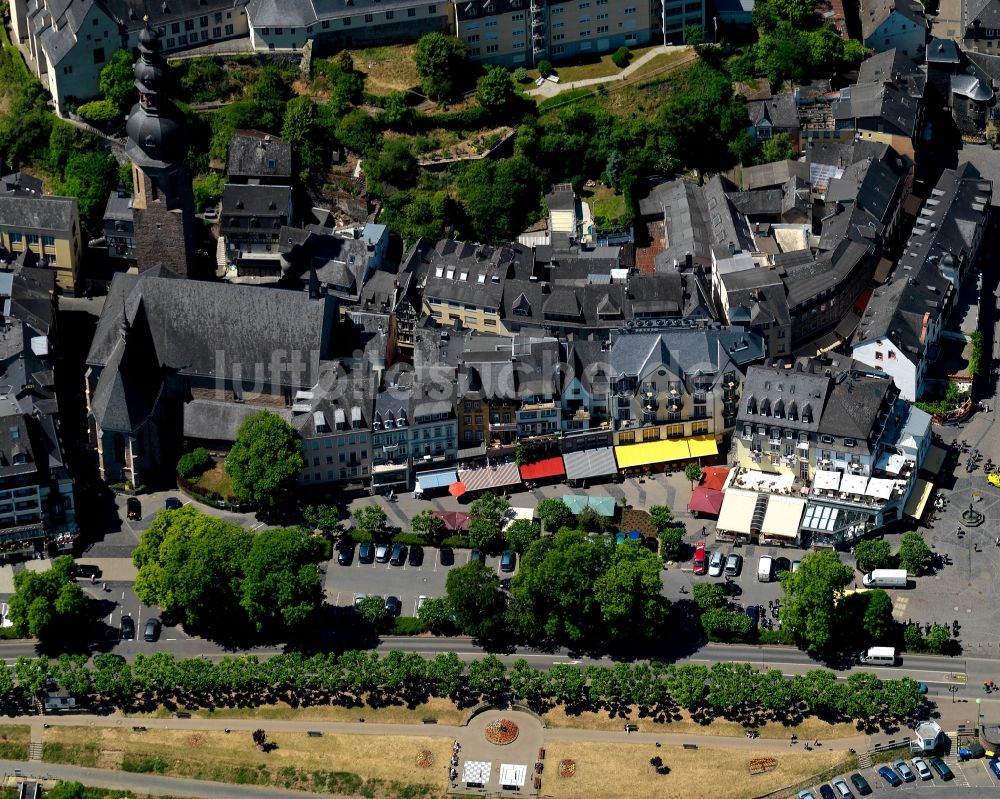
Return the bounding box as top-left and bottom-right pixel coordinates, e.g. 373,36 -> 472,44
692,541 -> 707,575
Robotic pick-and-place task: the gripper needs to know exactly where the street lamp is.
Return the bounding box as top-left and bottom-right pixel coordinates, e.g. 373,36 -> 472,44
949,686 -> 960,703
977,697 -> 983,731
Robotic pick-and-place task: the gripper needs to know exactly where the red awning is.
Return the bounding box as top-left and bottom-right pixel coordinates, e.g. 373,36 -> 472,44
432,510 -> 470,531
700,466 -> 731,492
519,457 -> 566,481
448,481 -> 467,498
688,486 -> 724,516
853,287 -> 874,315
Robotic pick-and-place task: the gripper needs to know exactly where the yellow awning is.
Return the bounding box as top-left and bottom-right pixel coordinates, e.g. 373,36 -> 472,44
615,439 -> 690,469
921,444 -> 947,475
716,490 -> 759,535
903,479 -> 933,519
760,495 -> 806,539
687,434 -> 719,458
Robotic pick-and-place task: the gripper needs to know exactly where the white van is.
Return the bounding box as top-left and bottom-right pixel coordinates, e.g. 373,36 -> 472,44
858,646 -> 897,666
757,555 -> 773,582
862,569 -> 908,588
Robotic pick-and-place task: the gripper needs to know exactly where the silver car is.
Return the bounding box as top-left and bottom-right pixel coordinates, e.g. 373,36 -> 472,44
892,759 -> 915,783
708,550 -> 725,577
831,777 -> 855,799
910,757 -> 932,781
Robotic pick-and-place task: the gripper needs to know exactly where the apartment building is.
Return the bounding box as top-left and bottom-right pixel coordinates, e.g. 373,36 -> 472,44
453,0 -> 700,67
246,0 -> 450,52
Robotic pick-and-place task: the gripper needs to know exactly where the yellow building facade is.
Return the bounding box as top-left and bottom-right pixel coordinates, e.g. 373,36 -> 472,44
0,194 -> 82,291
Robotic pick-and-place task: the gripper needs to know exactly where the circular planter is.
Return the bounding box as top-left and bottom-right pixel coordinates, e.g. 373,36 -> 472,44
484,718 -> 519,745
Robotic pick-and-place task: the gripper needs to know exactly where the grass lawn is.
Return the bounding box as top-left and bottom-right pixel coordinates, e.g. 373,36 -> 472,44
542,741 -> 852,799
586,184 -> 628,225
127,696 -> 466,725
0,725 -> 30,759
43,726 -> 452,798
348,44 -> 420,95
625,48 -> 695,82
526,44 -> 661,84
541,706 -> 864,741
193,461 -> 234,499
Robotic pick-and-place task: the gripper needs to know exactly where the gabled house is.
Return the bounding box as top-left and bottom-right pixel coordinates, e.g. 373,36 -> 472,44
745,90 -> 801,150
220,184 -> 293,276
926,39 -> 997,137
227,130 -> 292,185
960,0 -> 1000,53
860,0 -> 927,59
852,162 -> 991,400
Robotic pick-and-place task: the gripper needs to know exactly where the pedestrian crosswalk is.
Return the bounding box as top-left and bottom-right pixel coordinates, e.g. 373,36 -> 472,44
891,594 -> 909,620
942,748 -> 972,787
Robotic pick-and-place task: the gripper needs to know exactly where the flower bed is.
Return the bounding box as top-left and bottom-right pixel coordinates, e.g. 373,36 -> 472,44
558,759 -> 576,777
416,750 -> 434,768
484,718 -> 519,745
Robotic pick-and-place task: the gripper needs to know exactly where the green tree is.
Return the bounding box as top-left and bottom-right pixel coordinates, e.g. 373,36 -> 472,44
417,596 -> 454,634
224,411 -> 304,508
612,46 -> 632,67
756,132 -> 795,164
648,505 -> 674,533
426,651 -> 464,696
476,65 -> 516,115
57,149 -> 118,228
505,518 -> 541,552
468,492 -> 511,550
683,24 -> 704,46
282,95 -> 328,180
381,91 -> 416,129
684,463 -> 703,489
456,155 -> 541,241
15,655 -> 50,697
691,582 -> 725,612
414,32 -> 468,99
99,48 -> 135,113
241,528 -> 323,633
246,65 -> 290,131
466,654 -> 507,698
356,595 -> 389,629
536,497 -> 575,532
76,99 -> 119,124
445,560 -> 506,638
412,509 -> 445,542
898,532 -> 930,575
303,503 -> 341,535
861,589 -> 894,642
883,677 -> 923,718
779,550 -> 852,652
658,527 -> 684,562
336,109 -> 381,156
537,60 -> 554,78
666,663 -> 708,709
380,189 -> 453,247
7,556 -> 88,644
924,623 -> 953,654
903,623 -> 924,652
844,671 -> 883,719
576,507 -> 607,534
353,505 -> 389,541
364,138 -> 418,193
593,544 -> 669,644
752,0 -> 815,31
192,172 -> 225,213
854,539 -> 892,572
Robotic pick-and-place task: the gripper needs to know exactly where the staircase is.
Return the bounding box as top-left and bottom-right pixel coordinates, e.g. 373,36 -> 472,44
28,741 -> 42,761
855,751 -> 872,770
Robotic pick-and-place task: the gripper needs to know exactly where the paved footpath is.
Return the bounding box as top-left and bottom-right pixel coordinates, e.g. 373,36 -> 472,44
526,44 -> 693,97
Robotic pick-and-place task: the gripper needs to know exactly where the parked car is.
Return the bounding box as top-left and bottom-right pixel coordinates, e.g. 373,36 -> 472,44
384,596 -> 401,617
877,766 -> 902,787
164,497 -> 182,510
389,543 -> 407,566
848,773 -> 871,796
72,564 -> 101,580
928,756 -> 953,781
439,547 -> 454,566
408,545 -> 424,567
988,758 -> 1000,778
143,618 -> 161,642
469,548 -> 484,563
692,541 -> 707,575
375,543 -> 391,563
353,593 -> 367,608
416,595 -> 427,613
910,757 -> 931,781
791,560 -> 801,573
831,777 -> 855,799
614,532 -> 627,545
818,784 -> 835,799
337,542 -> 355,567
500,550 -> 517,573
120,615 -> 135,640
774,556 -> 791,575
708,551 -> 725,577
797,792 -> 815,799
724,553 -> 742,577
358,542 -> 375,564
892,760 -> 914,782
126,497 -> 142,520
745,605 -> 759,628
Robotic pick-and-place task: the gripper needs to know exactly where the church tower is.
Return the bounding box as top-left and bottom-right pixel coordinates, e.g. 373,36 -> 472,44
126,20 -> 197,277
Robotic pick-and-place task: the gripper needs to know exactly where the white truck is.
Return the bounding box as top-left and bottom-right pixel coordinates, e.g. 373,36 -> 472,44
861,568 -> 908,588
858,646 -> 897,666
757,555 -> 773,582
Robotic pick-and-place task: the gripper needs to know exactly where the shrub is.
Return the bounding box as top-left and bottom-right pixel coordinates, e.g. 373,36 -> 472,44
612,47 -> 631,68
176,447 -> 212,478
76,99 -> 119,124
391,616 -> 426,635
514,67 -> 530,83
440,534 -> 469,548
392,532 -> 429,546
537,60 -> 554,78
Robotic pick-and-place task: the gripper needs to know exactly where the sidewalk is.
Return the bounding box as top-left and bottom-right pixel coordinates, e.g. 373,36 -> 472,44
527,45 -> 692,98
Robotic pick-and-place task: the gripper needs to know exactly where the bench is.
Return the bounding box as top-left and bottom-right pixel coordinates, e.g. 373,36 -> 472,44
625,724 -> 639,732
307,731 -> 322,737
131,726 -> 147,732
683,743 -> 698,750
175,712 -> 191,719
422,718 -> 437,724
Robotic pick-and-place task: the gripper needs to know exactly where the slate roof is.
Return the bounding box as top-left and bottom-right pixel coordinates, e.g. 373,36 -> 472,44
1,173 -> 43,195
88,269 -> 337,385
738,364 -> 832,433
227,130 -> 292,181
817,370 -> 893,440
860,0 -> 926,42
834,81 -> 919,137
747,91 -> 799,129
419,240 -> 531,311
610,328 -> 765,382
105,0 -> 247,31
963,0 -> 1000,34
278,225 -> 372,298
103,192 -> 134,223
731,160 -> 810,191
855,162 -> 991,352
0,194 -> 77,234
183,399 -> 291,442
637,178 -> 714,265
248,0 -> 418,25
221,184 -> 292,219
